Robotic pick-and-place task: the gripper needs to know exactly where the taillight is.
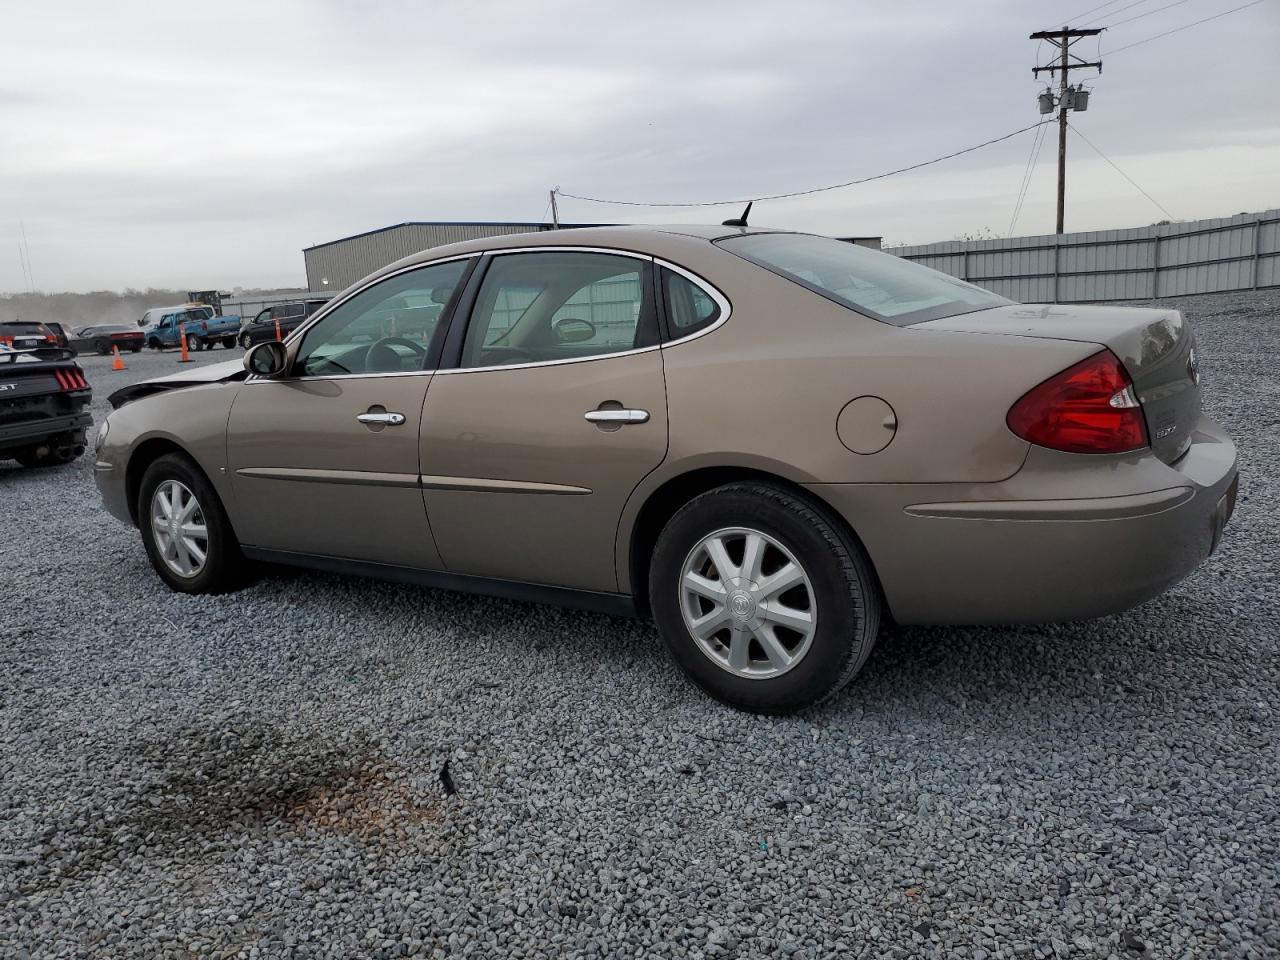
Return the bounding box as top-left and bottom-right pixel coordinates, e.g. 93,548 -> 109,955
54,368 -> 88,391
1007,349 -> 1148,454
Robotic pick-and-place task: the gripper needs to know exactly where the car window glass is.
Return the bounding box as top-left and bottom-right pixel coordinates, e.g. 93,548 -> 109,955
295,258 -> 469,377
461,251 -> 652,368
717,233 -> 1009,327
662,269 -> 720,336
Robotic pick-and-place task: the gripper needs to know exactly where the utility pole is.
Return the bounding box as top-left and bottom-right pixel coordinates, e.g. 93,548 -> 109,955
1030,27 -> 1101,234
549,188 -> 560,229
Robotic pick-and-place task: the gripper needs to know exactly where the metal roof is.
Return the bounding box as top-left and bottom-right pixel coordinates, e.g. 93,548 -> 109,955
303,220 -> 610,252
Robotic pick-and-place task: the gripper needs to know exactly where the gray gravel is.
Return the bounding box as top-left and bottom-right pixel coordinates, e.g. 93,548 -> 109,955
2,294 -> 1277,959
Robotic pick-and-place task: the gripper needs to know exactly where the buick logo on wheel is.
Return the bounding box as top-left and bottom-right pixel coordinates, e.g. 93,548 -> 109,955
1188,347 -> 1200,384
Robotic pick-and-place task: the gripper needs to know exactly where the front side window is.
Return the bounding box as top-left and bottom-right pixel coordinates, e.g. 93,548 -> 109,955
295,258 -> 469,376
461,251 -> 654,369
717,233 -> 1009,327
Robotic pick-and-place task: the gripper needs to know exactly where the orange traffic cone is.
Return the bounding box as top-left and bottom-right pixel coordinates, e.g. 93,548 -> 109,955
274,316 -> 282,342
111,345 -> 126,371
177,323 -> 192,363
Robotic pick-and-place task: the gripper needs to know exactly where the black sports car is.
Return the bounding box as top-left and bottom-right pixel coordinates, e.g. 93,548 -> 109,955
0,346 -> 93,467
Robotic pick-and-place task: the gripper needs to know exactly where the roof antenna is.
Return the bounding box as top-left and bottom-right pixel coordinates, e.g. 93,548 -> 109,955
721,201 -> 752,227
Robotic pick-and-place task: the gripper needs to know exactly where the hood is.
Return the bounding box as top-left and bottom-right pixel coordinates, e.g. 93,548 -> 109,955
108,358 -> 246,409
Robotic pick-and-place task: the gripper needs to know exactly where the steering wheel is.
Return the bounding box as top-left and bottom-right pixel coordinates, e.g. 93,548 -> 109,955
367,336 -> 428,373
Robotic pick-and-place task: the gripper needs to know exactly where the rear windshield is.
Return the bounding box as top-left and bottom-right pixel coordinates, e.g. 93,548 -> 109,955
0,322 -> 50,334
716,233 -> 1009,326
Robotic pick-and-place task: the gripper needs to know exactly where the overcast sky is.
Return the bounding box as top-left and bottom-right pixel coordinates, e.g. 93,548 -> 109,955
2,0 -> 1277,292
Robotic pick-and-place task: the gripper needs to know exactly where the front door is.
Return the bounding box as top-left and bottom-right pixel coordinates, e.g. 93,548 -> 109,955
420,249 -> 668,593
226,257 -> 472,567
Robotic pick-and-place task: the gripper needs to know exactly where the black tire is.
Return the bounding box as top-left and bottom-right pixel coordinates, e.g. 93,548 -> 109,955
649,482 -> 880,714
239,332 -> 252,350
148,338 -> 161,351
137,452 -> 245,594
186,334 -> 201,353
131,345 -> 142,353
95,339 -> 109,355
222,337 -> 236,349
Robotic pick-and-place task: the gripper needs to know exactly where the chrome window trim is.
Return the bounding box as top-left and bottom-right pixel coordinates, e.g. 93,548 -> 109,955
260,244 -> 733,382
433,344 -> 663,376
246,369 -> 434,384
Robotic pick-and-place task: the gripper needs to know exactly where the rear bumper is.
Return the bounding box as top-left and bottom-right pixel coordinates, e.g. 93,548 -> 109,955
808,415 -> 1238,625
0,411 -> 93,452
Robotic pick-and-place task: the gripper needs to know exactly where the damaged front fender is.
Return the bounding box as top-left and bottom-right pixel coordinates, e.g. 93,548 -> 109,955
108,358 -> 247,409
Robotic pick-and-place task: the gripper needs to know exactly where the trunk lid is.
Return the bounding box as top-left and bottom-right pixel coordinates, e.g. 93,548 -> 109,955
915,303 -> 1200,464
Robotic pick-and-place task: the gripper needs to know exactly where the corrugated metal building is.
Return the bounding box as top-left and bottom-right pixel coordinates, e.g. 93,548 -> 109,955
303,221 -> 603,293
888,209 -> 1279,303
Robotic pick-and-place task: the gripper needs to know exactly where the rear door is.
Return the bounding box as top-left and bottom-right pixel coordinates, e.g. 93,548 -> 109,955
226,258 -> 472,567
419,249 -> 668,593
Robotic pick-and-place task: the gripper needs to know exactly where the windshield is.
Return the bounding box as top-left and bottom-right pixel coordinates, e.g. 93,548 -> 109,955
717,233 -> 1010,327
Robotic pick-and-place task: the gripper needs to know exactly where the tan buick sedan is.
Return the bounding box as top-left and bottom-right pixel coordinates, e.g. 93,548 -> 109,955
96,226 -> 1238,712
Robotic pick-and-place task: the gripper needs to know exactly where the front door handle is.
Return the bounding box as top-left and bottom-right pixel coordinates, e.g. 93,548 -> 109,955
357,411 -> 406,426
584,408 -> 649,425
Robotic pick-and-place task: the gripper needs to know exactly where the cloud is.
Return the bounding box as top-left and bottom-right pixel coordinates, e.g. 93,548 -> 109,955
1,0 -> 1276,291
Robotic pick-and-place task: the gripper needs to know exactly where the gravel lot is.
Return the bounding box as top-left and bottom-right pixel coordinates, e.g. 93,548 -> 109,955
2,293 -> 1277,960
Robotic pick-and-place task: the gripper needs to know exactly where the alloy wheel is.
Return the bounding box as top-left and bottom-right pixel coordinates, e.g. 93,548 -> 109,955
679,526 -> 817,679
150,479 -> 209,577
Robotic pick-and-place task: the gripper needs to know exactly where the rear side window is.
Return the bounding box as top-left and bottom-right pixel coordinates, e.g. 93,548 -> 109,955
717,233 -> 1009,326
661,268 -> 721,337
460,251 -> 655,369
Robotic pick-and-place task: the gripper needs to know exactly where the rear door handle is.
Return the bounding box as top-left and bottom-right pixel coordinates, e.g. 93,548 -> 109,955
584,409 -> 649,425
357,411 -> 406,426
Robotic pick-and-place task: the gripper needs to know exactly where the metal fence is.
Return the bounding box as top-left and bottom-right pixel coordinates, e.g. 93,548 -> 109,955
887,208 -> 1279,303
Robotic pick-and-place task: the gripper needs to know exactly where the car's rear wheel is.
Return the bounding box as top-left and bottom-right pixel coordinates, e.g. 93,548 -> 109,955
138,453 -> 244,594
186,333 -> 201,353
95,338 -> 109,355
650,482 -> 880,714
221,336 -> 236,349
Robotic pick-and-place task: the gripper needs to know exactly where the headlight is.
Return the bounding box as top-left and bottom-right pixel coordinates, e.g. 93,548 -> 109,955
95,418 -> 110,451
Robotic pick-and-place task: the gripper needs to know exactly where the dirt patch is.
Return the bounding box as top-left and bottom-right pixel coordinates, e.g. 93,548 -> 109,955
281,763 -> 442,839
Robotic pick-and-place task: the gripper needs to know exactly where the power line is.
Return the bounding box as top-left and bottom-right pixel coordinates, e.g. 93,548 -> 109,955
1066,0 -> 1139,21
1088,0 -> 1164,23
1103,0 -> 1196,28
556,121 -> 1052,208
1008,121 -> 1049,236
1107,0 -> 1267,54
1068,122 -> 1175,220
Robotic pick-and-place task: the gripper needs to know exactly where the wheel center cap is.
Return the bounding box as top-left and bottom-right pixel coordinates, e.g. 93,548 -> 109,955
729,590 -> 756,623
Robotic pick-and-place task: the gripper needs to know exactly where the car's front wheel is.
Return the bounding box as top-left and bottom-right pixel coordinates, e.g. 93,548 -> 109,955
239,332 -> 252,350
650,482 -> 880,714
138,453 -> 244,594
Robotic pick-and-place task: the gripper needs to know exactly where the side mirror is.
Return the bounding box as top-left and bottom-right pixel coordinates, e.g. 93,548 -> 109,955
244,340 -> 287,377
553,317 -> 596,344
